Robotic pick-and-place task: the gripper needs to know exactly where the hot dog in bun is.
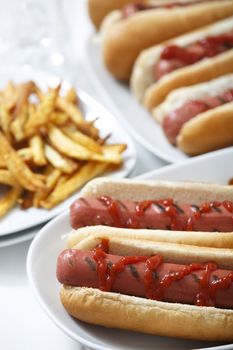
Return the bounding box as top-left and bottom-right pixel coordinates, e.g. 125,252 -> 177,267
101,0 -> 233,80
153,74 -> 233,155
131,17 -> 233,109
70,177 -> 233,233
57,234 -> 233,340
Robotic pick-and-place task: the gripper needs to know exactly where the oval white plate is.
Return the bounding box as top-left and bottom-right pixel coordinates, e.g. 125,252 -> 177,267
0,67 -> 136,236
27,147 -> 233,350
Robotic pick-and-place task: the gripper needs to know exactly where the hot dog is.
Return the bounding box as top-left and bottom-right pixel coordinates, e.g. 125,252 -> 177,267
131,17 -> 233,110
89,0 -> 208,29
152,74 -> 233,155
57,235 -> 233,340
101,0 -> 233,81
69,177 -> 233,232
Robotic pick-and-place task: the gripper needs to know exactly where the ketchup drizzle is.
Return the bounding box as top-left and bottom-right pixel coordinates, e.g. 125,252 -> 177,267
98,196 -> 233,231
92,240 -> 233,307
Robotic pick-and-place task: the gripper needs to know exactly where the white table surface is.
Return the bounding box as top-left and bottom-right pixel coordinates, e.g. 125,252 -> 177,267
0,2 -> 167,350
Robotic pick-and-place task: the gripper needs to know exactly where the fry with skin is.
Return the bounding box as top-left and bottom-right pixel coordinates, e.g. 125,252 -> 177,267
10,104 -> 28,141
0,184 -> 22,218
33,167 -> 61,207
56,97 -> 99,140
40,161 -> 109,209
24,84 -> 60,136
48,125 -> 123,164
29,135 -> 47,166
0,104 -> 12,141
0,131 -> 46,192
62,126 -> 102,154
44,143 -> 78,174
0,169 -> 17,186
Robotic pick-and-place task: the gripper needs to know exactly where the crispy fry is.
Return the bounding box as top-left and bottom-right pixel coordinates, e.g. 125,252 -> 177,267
50,111 -> 69,126
0,104 -> 12,140
17,148 -> 33,162
10,104 -> 28,141
24,84 -> 60,136
1,81 -> 18,110
48,125 -> 123,164
65,87 -> 78,104
56,97 -> 99,139
0,169 -> 17,186
0,184 -> 22,218
18,190 -> 34,209
62,126 -> 102,154
29,135 -> 47,166
33,167 -> 61,207
40,161 -> 109,209
44,143 -> 78,174
0,131 -> 46,191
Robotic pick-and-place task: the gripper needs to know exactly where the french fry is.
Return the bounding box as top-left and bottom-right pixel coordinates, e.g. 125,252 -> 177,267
44,143 -> 78,174
0,131 -> 46,192
56,97 -> 99,139
40,161 -> 109,209
24,84 -> 60,136
10,104 -> 28,141
50,111 -> 69,126
0,169 -> 17,186
65,87 -> 78,104
17,148 -> 33,162
0,104 -> 12,141
0,184 -> 22,218
33,167 -> 61,207
1,81 -> 18,110
29,135 -> 47,166
62,126 -> 102,154
48,125 -> 123,164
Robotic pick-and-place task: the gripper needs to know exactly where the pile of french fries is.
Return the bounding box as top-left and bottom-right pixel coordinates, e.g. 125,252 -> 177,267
0,80 -> 126,218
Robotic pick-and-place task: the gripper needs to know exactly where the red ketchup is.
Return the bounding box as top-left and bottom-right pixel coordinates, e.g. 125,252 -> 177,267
155,31 -> 233,80
91,240 -> 233,306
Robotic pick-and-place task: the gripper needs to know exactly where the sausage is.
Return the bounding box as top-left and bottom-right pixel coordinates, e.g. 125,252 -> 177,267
70,196 -> 233,232
155,31 -> 233,80
57,249 -> 233,308
162,88 -> 233,144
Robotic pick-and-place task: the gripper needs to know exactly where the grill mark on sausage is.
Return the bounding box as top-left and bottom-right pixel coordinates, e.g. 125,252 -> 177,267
166,225 -> 172,230
153,271 -> 159,280
191,204 -> 200,212
85,256 -> 96,271
172,204 -> 184,214
212,274 -> 220,281
79,197 -> 91,207
107,261 -> 113,269
116,200 -> 128,211
213,228 -> 220,232
152,203 -> 165,212
191,273 -> 200,283
212,205 -> 222,213
129,265 -> 140,279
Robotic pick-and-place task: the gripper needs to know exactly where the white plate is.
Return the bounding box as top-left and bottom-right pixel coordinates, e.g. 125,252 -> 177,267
0,224 -> 42,248
0,67 -> 136,236
27,147 -> 233,350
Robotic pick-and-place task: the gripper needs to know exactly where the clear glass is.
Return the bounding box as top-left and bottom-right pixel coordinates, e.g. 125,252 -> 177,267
0,0 -> 70,76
